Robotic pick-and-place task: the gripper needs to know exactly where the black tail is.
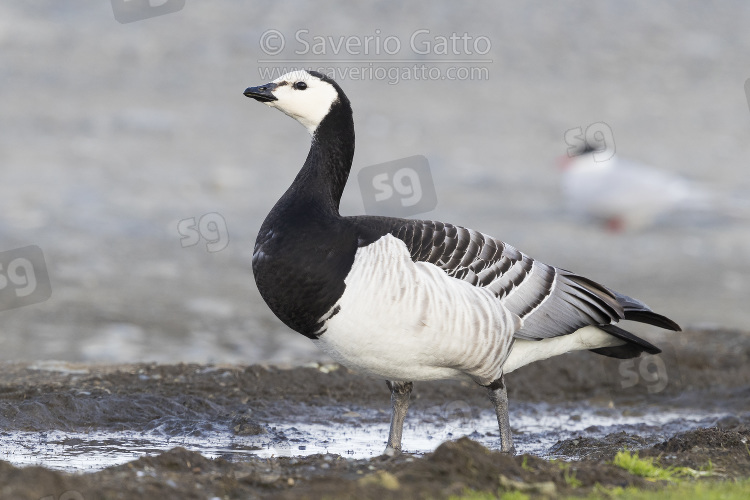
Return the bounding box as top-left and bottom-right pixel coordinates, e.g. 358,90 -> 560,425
610,290 -> 681,331
590,324 -> 661,359
589,289 -> 680,359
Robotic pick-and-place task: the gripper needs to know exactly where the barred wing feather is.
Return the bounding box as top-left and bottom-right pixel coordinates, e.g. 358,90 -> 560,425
387,220 -> 678,342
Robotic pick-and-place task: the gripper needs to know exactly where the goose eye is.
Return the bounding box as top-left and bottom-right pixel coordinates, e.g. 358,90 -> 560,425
294,81 -> 308,90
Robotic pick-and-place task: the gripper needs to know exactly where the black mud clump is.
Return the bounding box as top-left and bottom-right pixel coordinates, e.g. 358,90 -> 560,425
231,410 -> 267,435
640,427 -> 750,478
550,431 -> 654,461
0,461 -> 84,500
654,426 -> 750,453
117,446 -> 217,472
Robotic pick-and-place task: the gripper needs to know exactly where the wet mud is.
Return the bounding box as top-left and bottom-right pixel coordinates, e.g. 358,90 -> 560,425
1,327 -> 749,499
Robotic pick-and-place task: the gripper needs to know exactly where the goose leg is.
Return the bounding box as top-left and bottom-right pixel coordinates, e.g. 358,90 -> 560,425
487,375 -> 515,454
384,380 -> 413,455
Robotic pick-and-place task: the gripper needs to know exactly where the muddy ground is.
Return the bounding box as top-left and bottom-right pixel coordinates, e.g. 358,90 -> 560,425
1,326 -> 749,499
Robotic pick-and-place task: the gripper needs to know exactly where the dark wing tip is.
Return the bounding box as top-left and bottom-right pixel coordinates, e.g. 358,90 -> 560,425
610,289 -> 682,331
623,310 -> 682,332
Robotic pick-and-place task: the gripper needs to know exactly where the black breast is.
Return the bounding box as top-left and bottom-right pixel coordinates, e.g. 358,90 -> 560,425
252,202 -> 362,338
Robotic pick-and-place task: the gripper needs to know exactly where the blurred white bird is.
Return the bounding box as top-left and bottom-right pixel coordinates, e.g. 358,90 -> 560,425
559,145 -> 744,231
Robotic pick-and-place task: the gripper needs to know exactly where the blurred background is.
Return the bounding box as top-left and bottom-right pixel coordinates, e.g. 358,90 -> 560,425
1,1 -> 748,364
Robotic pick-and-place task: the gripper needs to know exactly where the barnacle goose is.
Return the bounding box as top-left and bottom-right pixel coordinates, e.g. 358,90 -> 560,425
244,70 -> 681,455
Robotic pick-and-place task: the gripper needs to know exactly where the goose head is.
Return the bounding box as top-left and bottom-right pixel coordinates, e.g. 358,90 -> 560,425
244,70 -> 345,135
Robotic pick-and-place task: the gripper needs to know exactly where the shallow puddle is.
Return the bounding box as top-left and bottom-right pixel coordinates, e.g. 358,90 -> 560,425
0,402 -> 726,473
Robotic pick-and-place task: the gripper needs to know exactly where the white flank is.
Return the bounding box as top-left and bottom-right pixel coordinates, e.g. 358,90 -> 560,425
502,326 -> 624,373
266,71 -> 339,134
313,235 -> 520,385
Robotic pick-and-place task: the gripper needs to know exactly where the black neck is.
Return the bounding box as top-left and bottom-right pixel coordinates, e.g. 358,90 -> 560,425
284,98 -> 355,215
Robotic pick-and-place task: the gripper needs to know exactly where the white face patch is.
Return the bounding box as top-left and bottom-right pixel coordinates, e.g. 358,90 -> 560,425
263,71 -> 340,135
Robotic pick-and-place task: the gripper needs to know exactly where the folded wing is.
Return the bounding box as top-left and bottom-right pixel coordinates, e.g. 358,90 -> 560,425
384,220 -> 679,352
